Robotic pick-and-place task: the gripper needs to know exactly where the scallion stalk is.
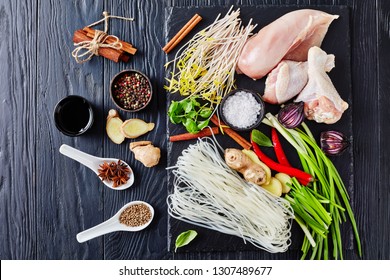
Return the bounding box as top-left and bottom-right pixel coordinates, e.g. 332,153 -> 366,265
263,113 -> 362,259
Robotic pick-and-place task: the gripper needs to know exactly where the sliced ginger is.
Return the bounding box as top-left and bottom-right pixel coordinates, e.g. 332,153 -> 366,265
120,119 -> 155,139
106,109 -> 155,143
106,109 -> 125,144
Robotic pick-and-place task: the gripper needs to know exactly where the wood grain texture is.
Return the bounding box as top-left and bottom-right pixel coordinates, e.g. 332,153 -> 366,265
378,0 -> 390,260
348,0 -> 380,260
0,0 -> 38,260
103,0 -> 168,260
0,0 -> 388,260
36,0 -> 105,259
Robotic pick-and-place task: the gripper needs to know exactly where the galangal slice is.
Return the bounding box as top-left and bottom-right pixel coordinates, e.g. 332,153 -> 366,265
237,9 -> 339,79
295,46 -> 348,124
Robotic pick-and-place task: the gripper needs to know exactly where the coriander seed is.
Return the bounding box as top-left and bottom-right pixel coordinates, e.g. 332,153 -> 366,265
119,203 -> 152,227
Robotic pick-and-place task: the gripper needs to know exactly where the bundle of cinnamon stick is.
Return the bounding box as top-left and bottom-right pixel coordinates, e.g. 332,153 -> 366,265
73,27 -> 137,63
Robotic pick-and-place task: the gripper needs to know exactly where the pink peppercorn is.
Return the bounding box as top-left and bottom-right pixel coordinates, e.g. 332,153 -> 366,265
112,71 -> 152,111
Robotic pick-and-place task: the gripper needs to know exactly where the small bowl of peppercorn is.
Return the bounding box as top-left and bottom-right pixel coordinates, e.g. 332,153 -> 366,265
110,69 -> 153,112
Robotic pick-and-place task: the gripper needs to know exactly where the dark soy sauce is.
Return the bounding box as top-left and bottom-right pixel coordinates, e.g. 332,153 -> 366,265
54,96 -> 94,136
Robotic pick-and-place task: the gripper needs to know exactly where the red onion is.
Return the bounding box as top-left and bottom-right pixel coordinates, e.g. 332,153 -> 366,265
277,102 -> 305,129
320,130 -> 349,156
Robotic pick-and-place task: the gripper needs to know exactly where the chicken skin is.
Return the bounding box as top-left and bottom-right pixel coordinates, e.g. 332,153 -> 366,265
237,9 -> 339,79
295,46 -> 348,124
263,60 -> 308,104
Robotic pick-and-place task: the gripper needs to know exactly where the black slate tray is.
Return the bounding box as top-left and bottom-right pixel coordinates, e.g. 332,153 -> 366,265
165,5 -> 352,253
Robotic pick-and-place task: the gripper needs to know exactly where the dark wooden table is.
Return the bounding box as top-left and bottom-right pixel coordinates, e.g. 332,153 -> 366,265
0,0 -> 389,260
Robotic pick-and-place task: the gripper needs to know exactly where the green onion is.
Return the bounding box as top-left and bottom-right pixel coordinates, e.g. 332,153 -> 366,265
263,113 -> 362,259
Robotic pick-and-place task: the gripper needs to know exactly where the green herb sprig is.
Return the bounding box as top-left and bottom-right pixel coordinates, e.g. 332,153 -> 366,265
168,97 -> 213,134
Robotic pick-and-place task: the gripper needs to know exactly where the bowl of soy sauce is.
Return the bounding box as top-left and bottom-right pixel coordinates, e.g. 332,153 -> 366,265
54,95 -> 94,136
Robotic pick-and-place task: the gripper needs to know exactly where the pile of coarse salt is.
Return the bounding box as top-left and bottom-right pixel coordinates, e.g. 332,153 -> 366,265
222,91 -> 262,129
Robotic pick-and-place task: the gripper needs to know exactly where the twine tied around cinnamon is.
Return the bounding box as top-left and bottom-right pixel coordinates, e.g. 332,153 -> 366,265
72,11 -> 134,63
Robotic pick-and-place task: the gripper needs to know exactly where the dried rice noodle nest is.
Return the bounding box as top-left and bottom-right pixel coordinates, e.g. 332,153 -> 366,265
167,137 -> 294,253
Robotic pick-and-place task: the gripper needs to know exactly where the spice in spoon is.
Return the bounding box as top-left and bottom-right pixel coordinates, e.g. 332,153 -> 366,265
119,203 -> 152,227
97,160 -> 131,188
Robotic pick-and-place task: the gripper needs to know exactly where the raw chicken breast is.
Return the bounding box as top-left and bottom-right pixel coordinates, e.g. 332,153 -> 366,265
295,46 -> 348,124
237,9 -> 339,79
263,60 -> 308,104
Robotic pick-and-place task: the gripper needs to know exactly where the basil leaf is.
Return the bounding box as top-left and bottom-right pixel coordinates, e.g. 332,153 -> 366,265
197,119 -> 209,130
168,101 -> 181,116
186,110 -> 197,119
175,230 -> 198,252
191,98 -> 201,107
252,129 -> 273,147
199,108 -> 212,118
182,100 -> 193,113
170,115 -> 184,124
183,119 -> 199,134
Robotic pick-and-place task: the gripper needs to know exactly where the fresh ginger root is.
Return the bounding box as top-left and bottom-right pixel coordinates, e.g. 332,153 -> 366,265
106,109 -> 155,143
106,109 -> 125,144
225,148 -> 267,186
121,119 -> 155,139
242,149 -> 271,185
130,141 -> 161,167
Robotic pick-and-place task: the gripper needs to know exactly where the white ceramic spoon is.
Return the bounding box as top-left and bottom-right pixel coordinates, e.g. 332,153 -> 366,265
59,144 -> 134,190
76,201 -> 154,243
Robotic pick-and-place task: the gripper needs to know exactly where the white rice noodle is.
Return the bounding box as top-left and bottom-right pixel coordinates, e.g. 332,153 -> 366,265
167,137 -> 294,253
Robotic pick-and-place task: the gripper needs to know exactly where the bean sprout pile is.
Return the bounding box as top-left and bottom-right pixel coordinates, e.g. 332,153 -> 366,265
165,7 -> 256,106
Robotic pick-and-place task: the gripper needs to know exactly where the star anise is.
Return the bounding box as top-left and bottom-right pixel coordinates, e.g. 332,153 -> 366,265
97,160 -> 131,187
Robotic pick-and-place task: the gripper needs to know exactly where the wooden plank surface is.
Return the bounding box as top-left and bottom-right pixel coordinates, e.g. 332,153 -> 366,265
0,0 -> 388,260
378,0 -> 390,260
36,0 -> 105,259
0,0 -> 38,259
102,0 -> 168,260
348,0 -> 381,259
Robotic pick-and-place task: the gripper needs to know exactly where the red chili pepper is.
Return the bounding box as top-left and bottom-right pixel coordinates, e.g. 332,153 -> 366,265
297,176 -> 312,186
251,137 -> 314,186
271,128 -> 292,167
